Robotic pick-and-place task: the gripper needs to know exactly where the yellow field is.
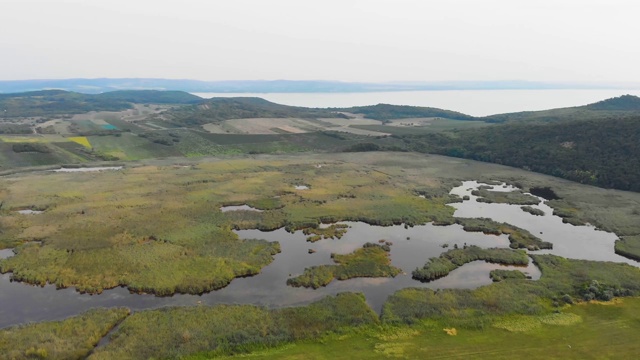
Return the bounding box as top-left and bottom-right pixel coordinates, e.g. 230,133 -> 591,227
68,136 -> 92,148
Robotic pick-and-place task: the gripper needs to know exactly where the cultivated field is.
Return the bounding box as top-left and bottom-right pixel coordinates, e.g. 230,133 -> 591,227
202,116 -> 389,136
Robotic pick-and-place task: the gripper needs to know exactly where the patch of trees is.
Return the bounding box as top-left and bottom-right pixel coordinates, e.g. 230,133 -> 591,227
0,90 -> 132,117
403,116 -> 640,192
479,95 -> 640,123
0,90 -> 203,118
339,103 -> 480,122
12,143 -> 51,153
94,90 -> 202,104
0,124 -> 32,134
138,131 -> 180,146
585,95 -> 640,111
580,280 -> 633,301
342,142 -> 381,152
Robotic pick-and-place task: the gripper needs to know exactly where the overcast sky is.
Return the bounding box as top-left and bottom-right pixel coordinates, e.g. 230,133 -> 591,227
1,0 -> 639,82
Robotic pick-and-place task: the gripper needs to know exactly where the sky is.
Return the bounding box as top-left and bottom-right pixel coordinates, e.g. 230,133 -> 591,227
1,0 -> 639,82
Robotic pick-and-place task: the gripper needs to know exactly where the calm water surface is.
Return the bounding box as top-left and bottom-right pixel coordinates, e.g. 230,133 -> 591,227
220,205 -> 263,212
50,166 -> 123,173
193,89 -> 640,116
0,181 -> 634,328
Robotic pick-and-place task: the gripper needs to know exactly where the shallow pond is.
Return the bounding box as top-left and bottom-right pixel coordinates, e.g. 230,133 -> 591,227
16,210 -> 43,215
219,205 -> 263,212
50,166 -> 123,173
0,180 -> 634,329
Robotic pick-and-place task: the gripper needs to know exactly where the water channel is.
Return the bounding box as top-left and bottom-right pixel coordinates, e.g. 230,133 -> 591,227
0,181 -> 635,329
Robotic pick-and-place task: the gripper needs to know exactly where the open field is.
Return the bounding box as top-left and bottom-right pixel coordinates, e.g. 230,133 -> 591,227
352,118 -> 492,135
200,116 -> 483,137
88,293 -> 377,359
201,117 -> 389,136
204,297 -> 640,360
0,307 -> 129,360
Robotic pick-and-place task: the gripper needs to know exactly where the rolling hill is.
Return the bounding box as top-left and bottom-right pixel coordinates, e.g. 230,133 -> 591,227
483,94 -> 640,123
159,97 -> 349,127
0,90 -> 202,118
338,103 -> 481,122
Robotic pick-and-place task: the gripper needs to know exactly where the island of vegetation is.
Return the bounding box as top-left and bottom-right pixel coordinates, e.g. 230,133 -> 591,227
303,223 -> 349,242
521,205 -> 545,216
412,245 -> 529,282
454,218 -> 553,250
472,188 -> 540,205
287,243 -> 402,289
490,269 -> 528,282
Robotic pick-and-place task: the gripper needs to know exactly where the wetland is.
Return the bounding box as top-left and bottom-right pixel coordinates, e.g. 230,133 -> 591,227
1,152 -> 638,332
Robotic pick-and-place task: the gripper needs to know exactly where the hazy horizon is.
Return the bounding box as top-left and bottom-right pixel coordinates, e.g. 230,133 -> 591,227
2,0 -> 639,83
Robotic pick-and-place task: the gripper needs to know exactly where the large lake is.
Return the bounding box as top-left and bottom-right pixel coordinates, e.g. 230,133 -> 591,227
193,89 -> 640,117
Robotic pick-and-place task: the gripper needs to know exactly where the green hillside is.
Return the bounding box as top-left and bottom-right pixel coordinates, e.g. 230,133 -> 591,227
95,90 -> 202,104
340,103 -> 480,122
161,97 -> 348,126
404,116 -> 640,192
0,90 -> 202,118
483,95 -> 640,123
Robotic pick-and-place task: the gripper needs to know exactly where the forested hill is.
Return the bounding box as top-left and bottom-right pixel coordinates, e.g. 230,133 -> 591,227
585,94 -> 640,110
91,90 -> 202,104
483,95 -> 640,123
162,97 -> 347,126
0,90 -> 202,117
404,116 -> 640,192
339,104 -> 480,122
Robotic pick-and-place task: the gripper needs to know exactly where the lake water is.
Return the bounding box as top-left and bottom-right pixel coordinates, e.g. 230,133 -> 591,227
192,89 -> 640,117
0,181 -> 635,329
16,210 -> 43,215
51,166 -> 123,173
220,205 -> 263,212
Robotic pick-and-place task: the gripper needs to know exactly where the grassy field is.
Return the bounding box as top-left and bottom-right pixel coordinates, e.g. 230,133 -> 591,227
0,307 -> 129,360
383,254 -> 640,326
202,297 -> 640,360
351,118 -> 491,135
89,293 -> 377,359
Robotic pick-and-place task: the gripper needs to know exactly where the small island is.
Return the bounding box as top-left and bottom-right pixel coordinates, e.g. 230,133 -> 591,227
287,243 -> 402,289
412,245 -> 529,282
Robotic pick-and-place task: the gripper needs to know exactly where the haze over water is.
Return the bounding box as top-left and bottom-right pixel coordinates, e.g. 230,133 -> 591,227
194,89 -> 640,117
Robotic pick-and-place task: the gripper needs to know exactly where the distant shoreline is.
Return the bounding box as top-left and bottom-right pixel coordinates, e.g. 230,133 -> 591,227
2,78 -> 640,94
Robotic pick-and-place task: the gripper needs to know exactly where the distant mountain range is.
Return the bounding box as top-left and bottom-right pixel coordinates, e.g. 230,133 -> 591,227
1,78 -> 639,94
